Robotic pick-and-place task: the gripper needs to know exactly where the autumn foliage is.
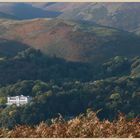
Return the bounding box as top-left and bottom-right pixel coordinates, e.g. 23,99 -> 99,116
0,111 -> 139,138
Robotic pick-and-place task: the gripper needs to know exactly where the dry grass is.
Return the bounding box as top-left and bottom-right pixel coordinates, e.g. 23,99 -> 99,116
0,111 -> 139,138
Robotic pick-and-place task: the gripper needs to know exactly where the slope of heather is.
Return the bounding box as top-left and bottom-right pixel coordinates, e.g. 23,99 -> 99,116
1,18 -> 140,62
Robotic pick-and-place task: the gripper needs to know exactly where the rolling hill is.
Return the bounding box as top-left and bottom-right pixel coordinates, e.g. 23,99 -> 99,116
0,18 -> 140,62
1,2 -> 140,32
34,2 -> 140,32
58,3 -> 140,32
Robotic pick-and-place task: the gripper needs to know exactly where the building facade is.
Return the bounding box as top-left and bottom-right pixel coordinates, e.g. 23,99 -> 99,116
7,95 -> 32,106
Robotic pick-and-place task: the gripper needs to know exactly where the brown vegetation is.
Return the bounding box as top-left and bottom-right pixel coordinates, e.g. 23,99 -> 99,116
1,18 -> 140,63
0,111 -> 139,138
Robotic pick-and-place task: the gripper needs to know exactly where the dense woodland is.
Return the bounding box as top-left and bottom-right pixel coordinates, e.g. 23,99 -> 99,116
0,48 -> 139,129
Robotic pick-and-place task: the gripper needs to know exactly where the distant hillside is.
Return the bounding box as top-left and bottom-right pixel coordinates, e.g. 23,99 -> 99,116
1,3 -> 140,32
0,12 -> 16,19
1,18 -> 140,62
0,3 -> 61,20
1,2 -> 140,32
31,2 -> 89,12
43,2 -> 140,32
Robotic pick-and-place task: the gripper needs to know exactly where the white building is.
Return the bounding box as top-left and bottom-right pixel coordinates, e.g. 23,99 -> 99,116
7,95 -> 32,106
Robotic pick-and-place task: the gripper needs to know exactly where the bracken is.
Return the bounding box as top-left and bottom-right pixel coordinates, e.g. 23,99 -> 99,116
0,111 -> 139,138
